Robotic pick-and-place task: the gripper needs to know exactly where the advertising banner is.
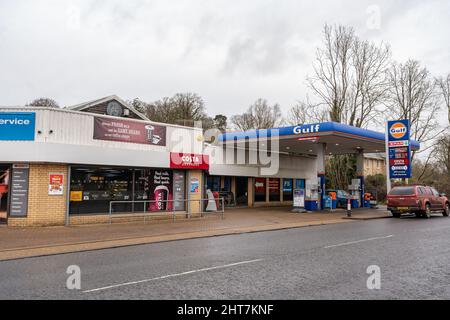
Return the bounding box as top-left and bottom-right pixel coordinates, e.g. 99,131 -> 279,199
48,173 -> 64,196
254,178 -> 266,194
0,113 -> 35,141
268,178 -> 280,193
170,153 -> 209,170
93,117 -> 166,146
148,170 -> 173,211
387,119 -> 412,179
283,179 -> 293,193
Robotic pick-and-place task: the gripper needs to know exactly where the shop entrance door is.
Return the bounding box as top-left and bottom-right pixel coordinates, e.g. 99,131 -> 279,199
0,165 -> 11,224
235,177 -> 248,206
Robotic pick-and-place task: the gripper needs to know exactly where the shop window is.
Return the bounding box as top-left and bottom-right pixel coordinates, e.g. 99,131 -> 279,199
283,179 -> 293,201
206,176 -> 221,192
0,166 -> 10,221
223,176 -> 231,192
254,178 -> 266,202
69,166 -> 182,215
69,166 -> 133,214
268,178 -> 280,202
295,179 -> 305,190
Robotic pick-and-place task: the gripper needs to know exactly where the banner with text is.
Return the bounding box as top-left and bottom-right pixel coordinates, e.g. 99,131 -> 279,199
94,117 -> 166,146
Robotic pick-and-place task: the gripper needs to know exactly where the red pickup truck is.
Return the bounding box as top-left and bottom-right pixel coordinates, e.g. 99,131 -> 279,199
387,185 -> 450,218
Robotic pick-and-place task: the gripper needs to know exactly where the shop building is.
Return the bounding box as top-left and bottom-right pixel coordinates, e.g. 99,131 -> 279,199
0,96 -> 420,227
0,96 -> 206,226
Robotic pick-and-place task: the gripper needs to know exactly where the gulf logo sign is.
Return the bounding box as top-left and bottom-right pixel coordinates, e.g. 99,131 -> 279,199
389,122 -> 408,139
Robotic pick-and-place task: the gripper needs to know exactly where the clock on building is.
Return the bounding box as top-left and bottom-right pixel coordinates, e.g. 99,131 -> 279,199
106,101 -> 123,117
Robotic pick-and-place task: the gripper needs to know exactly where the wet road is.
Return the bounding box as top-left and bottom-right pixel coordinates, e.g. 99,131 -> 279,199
1,214 -> 450,299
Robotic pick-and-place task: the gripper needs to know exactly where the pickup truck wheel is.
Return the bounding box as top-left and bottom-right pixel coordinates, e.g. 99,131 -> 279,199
424,204 -> 432,219
391,211 -> 401,218
443,203 -> 450,217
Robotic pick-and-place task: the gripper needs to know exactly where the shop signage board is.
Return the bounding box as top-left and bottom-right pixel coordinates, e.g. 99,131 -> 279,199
173,171 -> 185,211
48,173 -> 64,195
93,117 -> 166,146
0,112 -> 35,141
170,153 -> 209,170
387,120 -> 412,179
9,164 -> 30,217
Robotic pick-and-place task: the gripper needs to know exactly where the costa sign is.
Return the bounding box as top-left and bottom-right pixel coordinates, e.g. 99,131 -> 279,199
170,153 -> 209,170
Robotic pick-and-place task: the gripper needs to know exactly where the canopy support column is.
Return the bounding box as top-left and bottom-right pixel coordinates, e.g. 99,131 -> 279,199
356,150 -> 366,207
317,143 -> 326,210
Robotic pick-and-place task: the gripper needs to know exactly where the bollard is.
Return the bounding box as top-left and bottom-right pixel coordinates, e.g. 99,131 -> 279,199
347,198 -> 352,217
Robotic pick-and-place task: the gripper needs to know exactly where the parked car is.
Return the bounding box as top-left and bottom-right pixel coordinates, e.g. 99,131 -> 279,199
387,185 -> 450,218
326,189 -> 350,208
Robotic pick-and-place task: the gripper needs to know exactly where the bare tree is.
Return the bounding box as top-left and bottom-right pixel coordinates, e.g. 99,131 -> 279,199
347,38 -> 391,127
435,135 -> 450,176
436,73 -> 450,125
307,25 -> 354,123
306,24 -> 391,190
307,24 -> 391,128
130,93 -> 209,127
27,98 -> 60,108
387,60 -> 442,159
231,98 -> 283,130
287,100 -> 329,125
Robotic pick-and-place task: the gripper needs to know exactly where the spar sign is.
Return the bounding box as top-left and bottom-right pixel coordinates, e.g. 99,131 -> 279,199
387,119 -> 411,179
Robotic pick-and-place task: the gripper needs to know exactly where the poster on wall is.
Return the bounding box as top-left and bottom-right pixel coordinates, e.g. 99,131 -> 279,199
148,170 -> 173,211
269,178 -> 280,193
48,173 -> 64,196
283,179 -> 293,193
93,117 -> 166,146
254,178 -> 266,194
190,177 -> 199,193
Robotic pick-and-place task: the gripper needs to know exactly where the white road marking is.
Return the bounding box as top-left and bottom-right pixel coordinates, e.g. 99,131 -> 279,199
83,259 -> 263,293
323,235 -> 394,249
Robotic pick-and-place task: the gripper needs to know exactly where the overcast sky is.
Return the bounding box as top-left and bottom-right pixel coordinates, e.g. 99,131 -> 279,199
0,0 -> 449,123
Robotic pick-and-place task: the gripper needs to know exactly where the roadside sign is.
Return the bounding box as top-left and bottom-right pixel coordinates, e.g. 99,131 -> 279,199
387,120 -> 412,179
293,189 -> 305,208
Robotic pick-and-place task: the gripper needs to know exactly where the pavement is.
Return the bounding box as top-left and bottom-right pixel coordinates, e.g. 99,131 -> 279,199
0,206 -> 391,261
0,212 -> 449,299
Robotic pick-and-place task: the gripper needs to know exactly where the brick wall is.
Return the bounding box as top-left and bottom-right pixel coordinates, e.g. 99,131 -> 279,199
8,164 -> 68,227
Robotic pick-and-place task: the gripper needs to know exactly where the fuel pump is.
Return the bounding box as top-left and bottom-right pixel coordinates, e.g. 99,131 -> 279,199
305,181 -> 319,211
348,179 -> 361,209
